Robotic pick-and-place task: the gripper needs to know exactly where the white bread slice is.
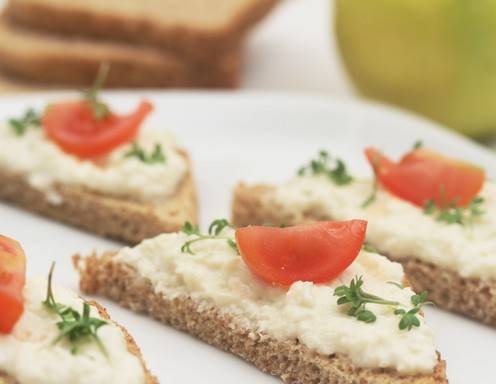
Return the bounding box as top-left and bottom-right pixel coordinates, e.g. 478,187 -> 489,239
0,151 -> 197,244
231,183 -> 496,327
5,0 -> 278,62
0,18 -> 241,88
73,250 -> 448,384
0,292 -> 157,384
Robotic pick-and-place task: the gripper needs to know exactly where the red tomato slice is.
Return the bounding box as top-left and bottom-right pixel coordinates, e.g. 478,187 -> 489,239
365,147 -> 485,208
0,235 -> 26,334
43,100 -> 153,158
235,220 -> 367,287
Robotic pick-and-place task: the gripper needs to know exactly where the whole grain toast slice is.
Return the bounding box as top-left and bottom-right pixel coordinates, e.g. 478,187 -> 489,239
0,298 -> 158,384
0,152 -> 197,244
5,0 -> 278,62
73,251 -> 448,384
231,183 -> 496,327
0,17 -> 241,88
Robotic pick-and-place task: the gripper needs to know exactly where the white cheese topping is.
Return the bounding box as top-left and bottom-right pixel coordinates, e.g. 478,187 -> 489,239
115,230 -> 438,374
0,124 -> 187,202
272,175 -> 496,281
0,279 -> 146,384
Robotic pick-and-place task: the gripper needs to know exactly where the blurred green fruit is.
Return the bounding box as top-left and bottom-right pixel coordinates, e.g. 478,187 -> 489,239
335,0 -> 496,137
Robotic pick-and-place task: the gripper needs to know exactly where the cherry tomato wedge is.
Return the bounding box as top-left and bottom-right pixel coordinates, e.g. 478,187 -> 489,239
235,220 -> 367,287
43,100 -> 153,158
0,235 -> 26,334
365,147 -> 485,208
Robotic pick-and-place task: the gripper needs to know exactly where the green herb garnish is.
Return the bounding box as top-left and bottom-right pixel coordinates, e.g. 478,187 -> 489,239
362,243 -> 379,253
412,140 -> 423,150
361,176 -> 378,208
208,219 -> 232,236
423,196 -> 485,225
334,277 -> 399,324
264,223 -> 288,228
82,63 -> 110,120
394,291 -> 432,331
124,142 -> 166,164
181,219 -> 239,255
9,108 -> 41,136
469,196 -> 485,216
362,152 -> 380,208
298,150 -> 353,185
334,276 -> 430,331
387,281 -> 405,290
43,263 -> 108,355
181,221 -> 200,236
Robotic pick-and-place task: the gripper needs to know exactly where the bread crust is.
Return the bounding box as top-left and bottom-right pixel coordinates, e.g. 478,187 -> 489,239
0,18 -> 241,88
0,299 -> 157,384
74,252 -> 448,384
0,152 -> 197,244
0,372 -> 17,384
89,300 -> 158,384
5,0 -> 278,63
231,182 -> 496,326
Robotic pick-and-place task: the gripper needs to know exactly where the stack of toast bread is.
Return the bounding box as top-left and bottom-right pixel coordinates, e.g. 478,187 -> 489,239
0,0 -> 279,90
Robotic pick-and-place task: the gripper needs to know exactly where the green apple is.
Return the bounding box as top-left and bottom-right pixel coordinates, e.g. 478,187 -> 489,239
335,0 -> 496,137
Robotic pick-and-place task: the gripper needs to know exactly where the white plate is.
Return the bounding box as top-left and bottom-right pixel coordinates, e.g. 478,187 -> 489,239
0,91 -> 493,384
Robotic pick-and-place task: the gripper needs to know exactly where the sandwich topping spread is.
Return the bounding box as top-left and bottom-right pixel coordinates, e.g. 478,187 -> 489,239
273,147 -> 495,280
0,123 -> 187,203
115,221 -> 438,374
0,279 -> 147,384
0,236 -> 146,384
0,66 -> 187,203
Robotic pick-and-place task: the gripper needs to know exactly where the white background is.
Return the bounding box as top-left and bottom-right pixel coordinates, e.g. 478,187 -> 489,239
244,0 -> 354,96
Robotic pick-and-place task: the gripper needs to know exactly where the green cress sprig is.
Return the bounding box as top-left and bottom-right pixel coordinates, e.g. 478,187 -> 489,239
9,108 -> 41,136
181,219 -> 239,255
362,152 -> 380,208
124,142 -> 166,164
424,196 -> 485,225
334,276 -> 431,331
43,263 -> 108,355
298,150 -> 353,185
394,291 -> 431,331
412,140 -> 423,151
361,172 -> 378,208
361,243 -> 379,253
82,63 -> 111,120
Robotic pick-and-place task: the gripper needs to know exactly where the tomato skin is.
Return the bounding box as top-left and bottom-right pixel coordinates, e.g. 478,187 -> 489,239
0,235 -> 26,334
365,147 -> 485,208
43,100 -> 153,158
235,220 -> 367,287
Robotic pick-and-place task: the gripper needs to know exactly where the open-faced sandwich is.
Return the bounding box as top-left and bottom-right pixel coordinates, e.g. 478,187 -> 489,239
0,67 -> 197,244
232,144 -> 495,326
0,234 -> 156,383
75,218 -> 447,383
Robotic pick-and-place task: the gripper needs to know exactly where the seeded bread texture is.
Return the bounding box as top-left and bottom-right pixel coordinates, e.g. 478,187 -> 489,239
74,251 -> 448,384
0,152 -> 197,244
5,0 -> 279,62
0,299 -> 157,384
231,182 -> 496,327
0,18 -> 241,88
